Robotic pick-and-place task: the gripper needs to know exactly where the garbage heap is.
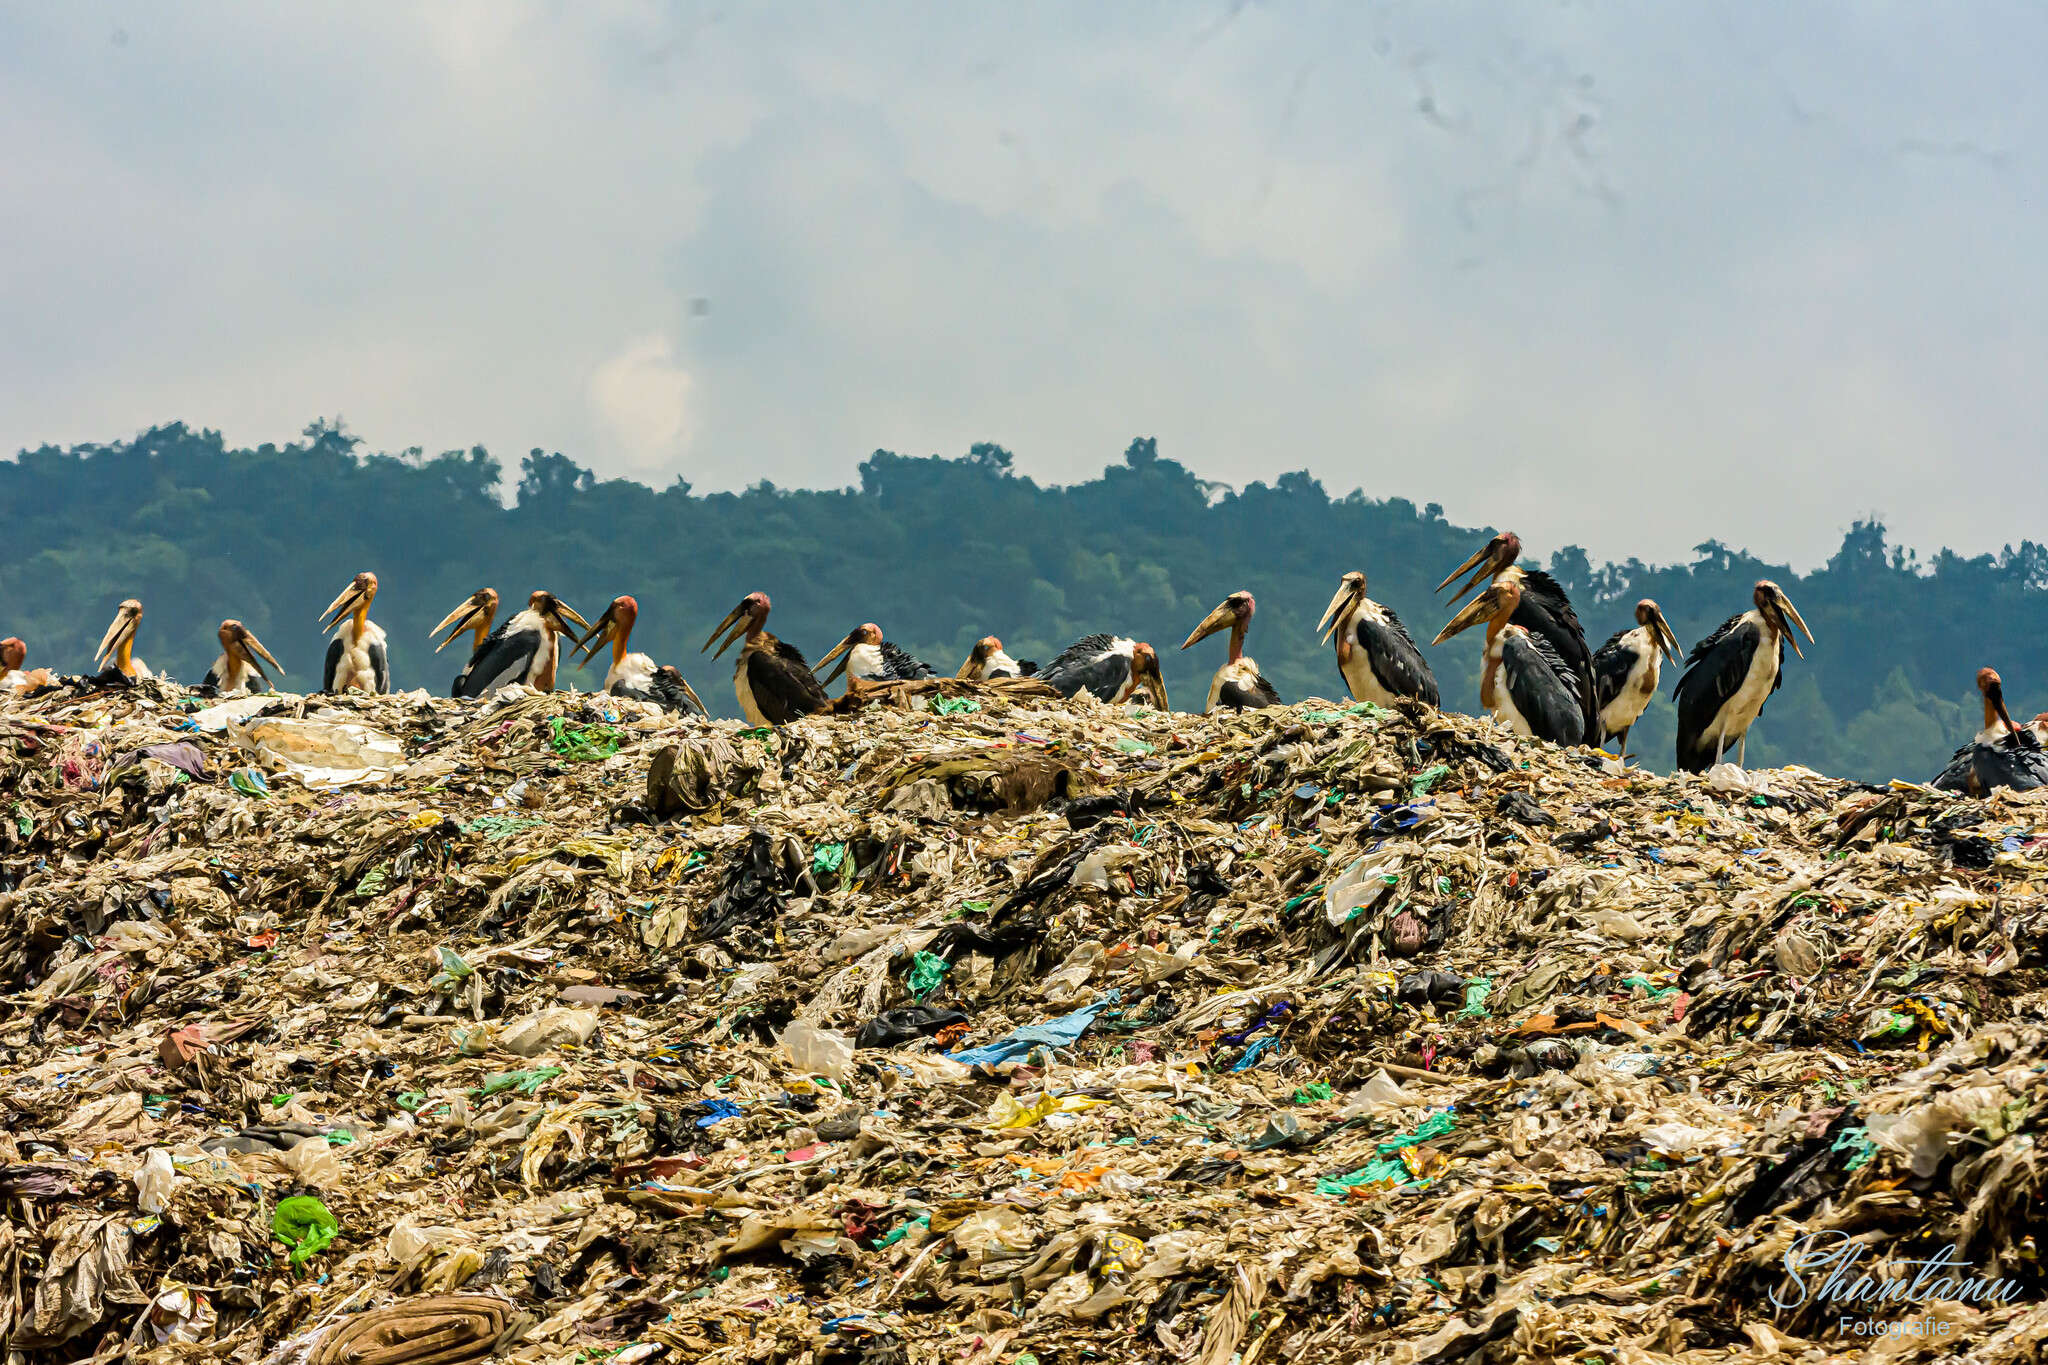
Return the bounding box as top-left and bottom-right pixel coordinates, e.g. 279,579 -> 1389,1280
0,678 -> 2043,1365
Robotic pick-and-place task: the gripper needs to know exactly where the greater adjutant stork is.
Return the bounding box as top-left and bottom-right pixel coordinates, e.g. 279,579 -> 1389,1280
1931,669 -> 2048,794
0,638 -> 54,693
1439,533 -> 1596,742
956,637 -> 1035,680
573,595 -> 706,714
1316,571 -> 1439,708
319,572 -> 390,693
1672,580 -> 1814,772
453,591 -> 588,697
1433,576 -> 1583,744
202,620 -> 284,695
1182,590 -> 1281,711
93,599 -> 151,681
1038,635 -> 1169,710
1591,599 -> 1681,763
703,592 -> 832,725
430,588 -> 499,696
816,623 -> 934,690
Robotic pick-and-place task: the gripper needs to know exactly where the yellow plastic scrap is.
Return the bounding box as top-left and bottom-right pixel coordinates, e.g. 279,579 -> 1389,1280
985,1092 -> 1108,1129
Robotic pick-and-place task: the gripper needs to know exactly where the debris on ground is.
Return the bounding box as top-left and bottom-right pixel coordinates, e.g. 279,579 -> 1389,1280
1,677 -> 2044,1362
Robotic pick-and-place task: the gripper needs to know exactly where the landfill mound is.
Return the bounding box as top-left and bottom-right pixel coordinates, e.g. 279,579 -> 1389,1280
1,680 -> 2044,1365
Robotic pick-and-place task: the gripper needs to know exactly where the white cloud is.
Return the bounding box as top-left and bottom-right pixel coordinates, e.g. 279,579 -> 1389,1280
587,335 -> 694,478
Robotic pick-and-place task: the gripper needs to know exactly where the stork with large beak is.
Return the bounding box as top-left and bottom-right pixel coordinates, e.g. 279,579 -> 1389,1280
454,590 -> 589,697
202,620 -> 284,695
1439,532 -> 1596,742
1672,579 -> 1814,772
1590,599 -> 1682,763
703,592 -> 832,725
0,638 -> 55,694
1316,571 -> 1439,708
1182,591 -> 1281,711
430,588 -> 499,697
1931,668 -> 2048,794
1433,576 -> 1584,744
93,599 -> 152,682
572,594 -> 706,715
956,636 -> 1035,680
816,623 -> 935,692
319,572 -> 390,693
1038,634 -> 1170,710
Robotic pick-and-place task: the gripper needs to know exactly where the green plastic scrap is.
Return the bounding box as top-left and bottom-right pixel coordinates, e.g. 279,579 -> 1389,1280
1411,764 -> 1452,797
875,1213 -> 930,1248
1292,1081 -> 1334,1104
932,697 -> 981,715
465,815 -> 545,839
1114,737 -> 1155,755
812,842 -> 847,875
1375,1110 -> 1457,1153
474,1067 -> 564,1098
272,1195 -> 339,1267
429,947 -> 473,995
1458,978 -> 1492,1019
549,717 -> 622,762
1831,1124 -> 1877,1172
1622,974 -> 1679,1001
908,951 -> 950,1001
1316,1156 -> 1410,1197
353,864 -> 389,900
229,767 -> 271,799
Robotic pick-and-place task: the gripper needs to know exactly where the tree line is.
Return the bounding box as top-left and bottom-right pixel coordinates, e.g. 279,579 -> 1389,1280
5,420 -> 2042,782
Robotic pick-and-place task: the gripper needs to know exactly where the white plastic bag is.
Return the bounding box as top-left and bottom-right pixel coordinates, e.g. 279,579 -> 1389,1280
777,1020 -> 854,1083
135,1147 -> 176,1213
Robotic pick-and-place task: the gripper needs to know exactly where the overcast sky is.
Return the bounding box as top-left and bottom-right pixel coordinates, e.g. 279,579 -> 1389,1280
4,2 -> 2044,566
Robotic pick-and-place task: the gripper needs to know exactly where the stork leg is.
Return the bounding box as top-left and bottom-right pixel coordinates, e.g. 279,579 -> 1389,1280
1737,734 -> 1747,769
1618,725 -> 1632,765
1714,734 -> 1726,767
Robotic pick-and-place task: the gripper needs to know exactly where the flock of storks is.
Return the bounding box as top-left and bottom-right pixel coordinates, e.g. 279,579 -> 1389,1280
4,530 -> 2041,794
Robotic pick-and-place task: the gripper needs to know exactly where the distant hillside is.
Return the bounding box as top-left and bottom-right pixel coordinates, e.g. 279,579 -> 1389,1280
6,420 -> 2044,781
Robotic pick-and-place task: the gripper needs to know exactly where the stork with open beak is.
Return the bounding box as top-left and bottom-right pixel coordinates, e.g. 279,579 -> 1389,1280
956,636 -> 1035,680
319,572 -> 390,693
430,588 -> 499,696
202,620 -> 284,695
572,595 -> 706,715
0,638 -> 55,694
1931,668 -> 2048,794
93,599 -> 151,682
1039,635 -> 1170,710
453,590 -> 588,697
1591,599 -> 1682,763
816,622 -> 935,691
1316,571 -> 1439,708
1439,532 -> 1596,742
1182,591 -> 1281,711
703,592 -> 832,725
1672,579 -> 1814,772
1433,577 -> 1583,744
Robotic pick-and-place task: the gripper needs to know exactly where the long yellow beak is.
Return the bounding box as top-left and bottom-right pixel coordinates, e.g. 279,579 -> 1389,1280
1653,613 -> 1683,666
95,614 -> 136,667
704,606 -> 749,658
572,608 -> 618,668
1433,544 -> 1499,601
1433,586 -> 1504,646
550,601 -> 590,634
1181,602 -> 1236,651
1779,596 -> 1814,659
1316,583 -> 1358,644
319,585 -> 364,631
240,630 -> 284,676
674,674 -> 708,714
430,598 -> 491,652
815,631 -> 857,684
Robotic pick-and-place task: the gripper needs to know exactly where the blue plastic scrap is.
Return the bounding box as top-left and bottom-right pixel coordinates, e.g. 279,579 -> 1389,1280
947,991 -> 1121,1067
694,1099 -> 743,1128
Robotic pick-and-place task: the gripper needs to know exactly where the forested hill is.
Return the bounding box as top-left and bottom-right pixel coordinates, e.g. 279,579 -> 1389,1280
6,421 -> 2045,782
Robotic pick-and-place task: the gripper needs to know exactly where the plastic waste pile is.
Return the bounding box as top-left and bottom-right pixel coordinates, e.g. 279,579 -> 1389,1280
0,677 -> 2044,1363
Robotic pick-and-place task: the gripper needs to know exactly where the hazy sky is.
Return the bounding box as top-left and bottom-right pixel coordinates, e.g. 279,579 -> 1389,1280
5,2 -> 2044,566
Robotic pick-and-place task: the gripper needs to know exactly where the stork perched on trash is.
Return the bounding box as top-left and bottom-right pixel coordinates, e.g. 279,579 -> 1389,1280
816,623 -> 934,690
1931,668 -> 2048,794
703,591 -> 832,725
430,588 -> 499,696
1182,590 -> 1281,711
1672,580 -> 1814,772
1439,533 -> 1596,742
1433,576 -> 1583,744
452,591 -> 587,697
93,599 -> 151,682
1592,599 -> 1682,763
319,572 -> 389,693
1038,635 -> 1169,710
202,620 -> 284,695
1316,571 -> 1439,708
0,638 -> 55,694
573,595 -> 706,714
956,636 -> 1034,680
